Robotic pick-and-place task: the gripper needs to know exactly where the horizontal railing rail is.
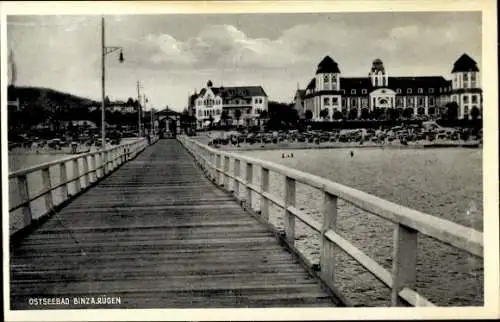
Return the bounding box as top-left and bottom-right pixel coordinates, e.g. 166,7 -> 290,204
177,135 -> 483,307
8,137 -> 155,237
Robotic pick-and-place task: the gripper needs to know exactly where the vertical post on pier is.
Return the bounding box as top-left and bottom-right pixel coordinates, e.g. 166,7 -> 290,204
320,191 -> 338,285
284,176 -> 296,245
245,162 -> 253,210
82,156 -> 89,188
59,162 -> 69,200
41,167 -> 53,213
223,156 -> 230,190
17,174 -> 32,227
73,159 -> 81,193
94,154 -> 100,179
216,153 -> 222,186
260,167 -> 269,221
391,224 -> 418,306
234,159 -> 241,200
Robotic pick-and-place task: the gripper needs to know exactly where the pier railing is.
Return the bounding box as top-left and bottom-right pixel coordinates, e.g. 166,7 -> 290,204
8,137 -> 152,237
177,135 -> 483,307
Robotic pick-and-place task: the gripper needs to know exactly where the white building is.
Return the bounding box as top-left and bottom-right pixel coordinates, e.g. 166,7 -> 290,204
295,54 -> 482,121
189,80 -> 268,129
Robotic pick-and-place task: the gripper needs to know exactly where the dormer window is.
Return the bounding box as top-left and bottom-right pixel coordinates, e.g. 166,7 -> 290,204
396,88 -> 402,94
332,75 -> 337,82
407,88 -> 412,94
429,88 -> 434,94
351,89 -> 356,95
324,75 -> 329,82
362,89 -> 367,94
418,88 -> 423,94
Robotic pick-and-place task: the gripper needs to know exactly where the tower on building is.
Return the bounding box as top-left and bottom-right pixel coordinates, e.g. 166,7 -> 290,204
369,58 -> 388,87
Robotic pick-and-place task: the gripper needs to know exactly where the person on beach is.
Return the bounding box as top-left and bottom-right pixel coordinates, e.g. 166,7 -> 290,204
350,151 -> 354,157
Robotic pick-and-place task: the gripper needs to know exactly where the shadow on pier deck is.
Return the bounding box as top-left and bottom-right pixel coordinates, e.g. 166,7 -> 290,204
10,140 -> 342,309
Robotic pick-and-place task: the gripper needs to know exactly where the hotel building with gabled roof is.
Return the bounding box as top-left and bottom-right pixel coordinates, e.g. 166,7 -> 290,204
294,53 -> 482,121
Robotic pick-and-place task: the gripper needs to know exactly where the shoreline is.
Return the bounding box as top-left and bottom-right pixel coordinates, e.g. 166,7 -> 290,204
205,141 -> 482,152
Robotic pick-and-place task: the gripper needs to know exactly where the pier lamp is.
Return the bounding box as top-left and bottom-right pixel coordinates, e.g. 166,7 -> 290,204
101,16 -> 124,150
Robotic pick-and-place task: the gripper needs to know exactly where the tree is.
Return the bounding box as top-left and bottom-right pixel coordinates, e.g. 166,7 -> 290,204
360,108 -> 370,120
333,110 -> 343,120
259,110 -> 269,119
470,106 -> 480,121
234,109 -> 242,127
126,97 -> 134,106
402,107 -> 413,119
370,108 -> 383,120
348,108 -> 358,120
445,102 -> 459,120
319,108 -> 328,120
221,110 -> 229,126
104,96 -> 111,107
208,114 -> 214,128
305,109 -> 313,122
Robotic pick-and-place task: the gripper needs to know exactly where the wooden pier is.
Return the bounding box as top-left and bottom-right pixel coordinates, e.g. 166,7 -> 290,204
9,140 -> 341,309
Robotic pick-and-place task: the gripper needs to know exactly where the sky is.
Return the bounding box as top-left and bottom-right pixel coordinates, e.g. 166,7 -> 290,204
7,11 -> 481,112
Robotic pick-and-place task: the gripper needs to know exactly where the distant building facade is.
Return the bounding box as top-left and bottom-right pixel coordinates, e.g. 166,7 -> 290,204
189,80 -> 268,129
294,53 -> 481,121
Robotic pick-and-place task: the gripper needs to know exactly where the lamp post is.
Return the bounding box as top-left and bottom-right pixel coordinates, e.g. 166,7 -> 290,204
101,16 -> 124,149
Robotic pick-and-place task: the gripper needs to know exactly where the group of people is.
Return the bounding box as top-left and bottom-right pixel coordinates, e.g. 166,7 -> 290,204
281,153 -> 294,158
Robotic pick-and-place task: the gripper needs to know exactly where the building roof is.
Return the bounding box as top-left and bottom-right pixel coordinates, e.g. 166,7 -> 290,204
294,89 -> 306,101
452,53 -> 479,73
305,76 -> 451,96
316,56 -> 341,74
306,78 -> 316,90
197,85 -> 267,100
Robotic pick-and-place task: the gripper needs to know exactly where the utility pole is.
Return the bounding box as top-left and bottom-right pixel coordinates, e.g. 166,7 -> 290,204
137,80 -> 142,137
101,17 -> 106,148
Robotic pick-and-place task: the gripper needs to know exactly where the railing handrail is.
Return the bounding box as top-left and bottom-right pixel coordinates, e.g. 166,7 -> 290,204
9,136 -> 153,237
8,138 -> 147,179
180,135 -> 483,258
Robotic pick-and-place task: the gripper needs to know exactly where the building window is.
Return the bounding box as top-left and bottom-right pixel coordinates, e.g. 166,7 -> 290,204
407,88 -> 412,94
351,98 -> 357,106
463,96 -> 469,103
464,73 -> 468,81
332,97 -> 338,105
351,89 -> 356,95
216,109 -> 220,115
324,75 -> 329,82
362,89 -> 367,94
418,88 -> 423,94
472,95 -> 478,103
429,97 -> 435,106
332,75 -> 337,82
396,88 -> 402,94
429,88 -> 434,93
418,97 -> 424,106
464,106 -> 469,115
324,97 -> 330,106
247,108 -> 251,114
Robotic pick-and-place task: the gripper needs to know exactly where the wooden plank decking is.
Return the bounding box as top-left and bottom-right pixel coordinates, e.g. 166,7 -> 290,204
10,139 -> 339,309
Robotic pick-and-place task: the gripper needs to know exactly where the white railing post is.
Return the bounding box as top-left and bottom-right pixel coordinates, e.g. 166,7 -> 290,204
320,191 -> 338,285
260,167 -> 269,221
91,154 -> 97,182
216,153 -> 222,185
17,175 -> 32,226
234,159 -> 241,200
59,162 -> 69,200
82,156 -> 89,188
245,162 -> 253,209
284,176 -> 296,245
391,224 -> 418,306
223,156 -> 230,189
41,168 -> 53,213
73,159 -> 81,193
